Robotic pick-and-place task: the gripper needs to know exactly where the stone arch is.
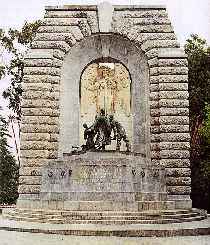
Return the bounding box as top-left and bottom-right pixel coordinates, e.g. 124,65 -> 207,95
19,4 -> 191,209
58,34 -> 150,158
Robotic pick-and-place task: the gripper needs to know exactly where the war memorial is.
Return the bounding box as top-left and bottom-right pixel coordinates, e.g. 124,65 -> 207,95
1,2 -> 210,239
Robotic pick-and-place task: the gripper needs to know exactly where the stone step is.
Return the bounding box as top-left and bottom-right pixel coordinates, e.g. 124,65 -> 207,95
3,208 -> 206,225
3,208 -> 196,217
6,212 -> 200,221
3,214 -> 205,225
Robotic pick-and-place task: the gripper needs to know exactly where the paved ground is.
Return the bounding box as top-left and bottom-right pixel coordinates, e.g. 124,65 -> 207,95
0,230 -> 210,245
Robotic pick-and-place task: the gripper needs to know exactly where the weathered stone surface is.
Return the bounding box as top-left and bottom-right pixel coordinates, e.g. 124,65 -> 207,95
44,10 -> 90,18
35,27 -> 84,41
21,132 -> 58,142
22,83 -> 59,92
24,58 -> 63,68
22,91 -> 59,100
18,185 -> 41,194
21,158 -> 49,167
158,47 -> 187,58
115,9 -> 168,18
150,117 -> 160,126
150,92 -> 159,101
150,109 -> 160,117
22,108 -> 59,116
19,166 -> 42,176
160,125 -> 189,133
158,67 -> 188,75
53,49 -> 66,60
159,142 -> 190,150
150,84 -> 159,92
21,124 -> 59,134
48,150 -> 58,159
151,126 -> 160,134
25,48 -> 54,59
23,75 -> 60,84
160,159 -> 190,168
41,17 -> 82,26
31,40 -> 70,53
148,57 -> 158,67
86,14 -> 98,33
21,141 -> 58,151
158,58 -> 188,67
159,108 -> 189,116
24,67 -> 61,76
145,48 -> 159,59
22,99 -> 59,109
158,74 -> 188,83
151,151 -> 160,159
159,99 -> 189,108
135,33 -> 176,45
150,143 -> 160,151
167,186 -> 191,195
78,19 -> 92,36
151,108 -> 189,116
167,177 -> 191,186
115,22 -> 173,34
19,176 -> 42,185
160,150 -> 190,159
133,17 -> 171,25
159,91 -> 189,99
38,25 -> 80,34
150,101 -> 159,109
159,83 -> 188,91
160,133 -> 190,142
166,168 -> 191,177
159,116 -> 189,125
150,68 -> 159,76
151,134 -> 160,142
152,125 -> 189,134
141,40 -> 178,52
21,116 -> 59,125
21,150 -> 49,159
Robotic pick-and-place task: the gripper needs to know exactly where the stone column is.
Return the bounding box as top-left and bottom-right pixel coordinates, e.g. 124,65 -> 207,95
158,48 -> 191,209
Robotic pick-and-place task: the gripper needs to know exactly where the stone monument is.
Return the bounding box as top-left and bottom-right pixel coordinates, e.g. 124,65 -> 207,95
4,2 -> 201,224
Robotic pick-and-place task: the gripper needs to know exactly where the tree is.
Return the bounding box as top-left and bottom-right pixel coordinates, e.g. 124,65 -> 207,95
0,108 -> 19,204
185,34 -> 210,212
0,20 -> 41,120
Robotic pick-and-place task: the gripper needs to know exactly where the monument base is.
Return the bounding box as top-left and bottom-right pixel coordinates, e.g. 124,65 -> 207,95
4,152 -> 204,224
16,152 -> 190,211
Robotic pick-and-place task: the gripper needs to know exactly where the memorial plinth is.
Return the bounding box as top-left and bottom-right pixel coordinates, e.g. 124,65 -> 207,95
39,152 -> 171,211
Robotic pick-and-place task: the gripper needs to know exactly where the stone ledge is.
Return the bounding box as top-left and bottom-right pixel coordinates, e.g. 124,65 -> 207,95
160,159 -> 190,168
158,48 -> 187,58
45,5 -> 97,11
114,5 -> 166,10
45,5 -> 167,11
0,216 -> 210,236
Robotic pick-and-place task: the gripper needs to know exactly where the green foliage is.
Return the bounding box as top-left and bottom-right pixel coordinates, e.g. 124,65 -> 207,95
0,21 -> 41,120
185,34 -> 210,212
200,103 -> 210,144
185,34 -> 210,118
0,111 -> 19,204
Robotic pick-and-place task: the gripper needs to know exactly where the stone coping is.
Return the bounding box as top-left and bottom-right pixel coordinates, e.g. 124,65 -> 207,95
45,5 -> 166,11
158,48 -> 187,58
0,215 -> 210,237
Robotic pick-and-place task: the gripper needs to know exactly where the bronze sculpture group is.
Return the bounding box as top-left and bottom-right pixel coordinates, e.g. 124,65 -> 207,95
82,109 -> 131,152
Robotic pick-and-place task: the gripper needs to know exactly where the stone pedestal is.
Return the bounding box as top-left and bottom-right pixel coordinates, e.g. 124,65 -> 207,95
32,152 -> 173,211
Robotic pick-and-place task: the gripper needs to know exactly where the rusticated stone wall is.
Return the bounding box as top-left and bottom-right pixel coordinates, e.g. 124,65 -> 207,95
18,3 -> 191,209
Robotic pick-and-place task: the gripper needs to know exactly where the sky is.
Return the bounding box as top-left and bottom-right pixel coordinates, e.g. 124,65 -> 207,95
0,0 -> 210,149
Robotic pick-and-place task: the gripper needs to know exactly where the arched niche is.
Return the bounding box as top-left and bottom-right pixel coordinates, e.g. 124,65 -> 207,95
58,34 -> 150,158
80,59 -> 132,150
